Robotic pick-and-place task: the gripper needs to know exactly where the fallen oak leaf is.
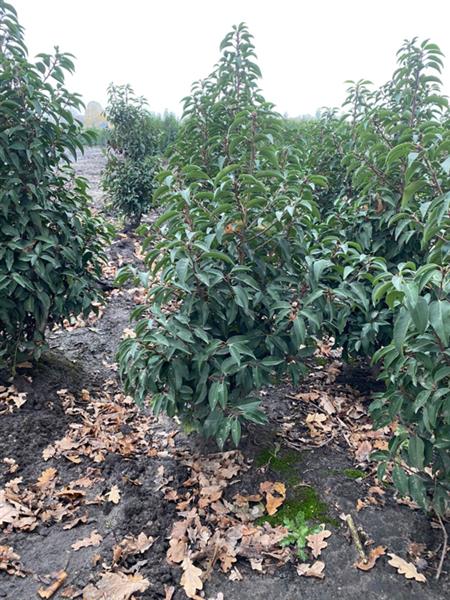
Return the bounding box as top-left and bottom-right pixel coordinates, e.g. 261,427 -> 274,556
60,587 -> 80,599
407,541 -> 426,559
63,512 -> 88,530
36,467 -> 58,490
355,440 -> 372,463
91,553 -> 102,567
249,557 -> 264,572
164,585 -> 175,600
356,545 -> 386,571
387,553 -> 426,582
11,391 -> 27,409
306,528 -> 332,558
229,567 -> 243,580
128,532 -> 155,554
167,537 -> 187,564
180,555 -> 203,599
42,446 -> 56,461
0,545 -> 20,567
0,545 -> 25,576
82,572 -> 149,600
0,491 -> 19,525
3,458 -> 19,474
37,570 -> 68,598
113,532 -> 155,564
259,481 -> 286,516
71,530 -> 103,551
106,485 -> 121,504
296,560 -> 325,578
60,586 -> 81,598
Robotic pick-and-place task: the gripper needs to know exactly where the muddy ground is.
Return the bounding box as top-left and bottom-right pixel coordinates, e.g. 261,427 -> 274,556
0,148 -> 448,599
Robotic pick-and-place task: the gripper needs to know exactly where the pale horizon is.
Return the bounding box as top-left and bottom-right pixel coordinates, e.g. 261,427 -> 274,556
12,0 -> 450,117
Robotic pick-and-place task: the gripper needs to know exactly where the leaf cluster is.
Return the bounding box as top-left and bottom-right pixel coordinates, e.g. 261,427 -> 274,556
102,84 -> 178,226
0,0 -> 110,369
117,23 -> 322,447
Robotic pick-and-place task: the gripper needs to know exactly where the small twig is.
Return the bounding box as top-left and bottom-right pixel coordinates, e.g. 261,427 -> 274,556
282,434 -> 337,452
435,512 -> 448,581
345,514 -> 367,564
336,415 -> 353,449
202,542 -> 220,580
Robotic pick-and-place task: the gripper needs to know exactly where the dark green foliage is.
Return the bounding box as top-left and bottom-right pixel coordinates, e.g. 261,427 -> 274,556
0,1 -> 110,370
116,25 -> 449,515
117,23 -> 321,447
102,85 -> 178,226
102,84 -> 159,226
302,39 -> 450,514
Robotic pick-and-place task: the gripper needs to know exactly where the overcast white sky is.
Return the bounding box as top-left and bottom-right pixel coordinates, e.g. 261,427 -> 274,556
12,0 -> 450,117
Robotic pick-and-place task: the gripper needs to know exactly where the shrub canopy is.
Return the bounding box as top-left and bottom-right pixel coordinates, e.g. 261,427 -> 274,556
0,0 -> 110,369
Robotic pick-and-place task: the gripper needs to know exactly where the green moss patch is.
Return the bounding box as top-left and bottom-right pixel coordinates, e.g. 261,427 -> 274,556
255,446 -> 303,475
257,485 -> 337,527
342,468 -> 366,480
255,446 -> 338,527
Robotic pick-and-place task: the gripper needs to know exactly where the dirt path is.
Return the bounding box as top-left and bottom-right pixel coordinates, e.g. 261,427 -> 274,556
0,151 -> 448,600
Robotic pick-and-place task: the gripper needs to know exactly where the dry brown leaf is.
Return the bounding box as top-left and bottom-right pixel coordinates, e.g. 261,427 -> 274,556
106,485 -> 121,504
60,586 -> 81,598
63,512 -> 88,530
218,546 -> 236,573
408,542 -> 426,559
387,553 -> 426,582
3,458 -> 19,474
233,493 -> 262,506
355,440 -> 372,463
356,498 -> 367,512
70,476 -> 95,489
306,528 -> 332,558
82,572 -> 150,600
71,530 -> 103,551
164,488 -> 179,501
164,585 -> 175,600
305,412 -> 331,437
0,385 -> 27,414
249,557 -> 264,572
36,467 -> 58,490
37,570 -> 68,598
294,391 -> 320,402
355,545 -> 386,571
42,446 -> 56,461
319,394 -> 336,415
180,555 -> 203,599
260,481 -> 286,515
0,544 -> 25,576
198,484 -> 223,508
167,537 -> 187,564
0,491 -> 19,525
229,567 -> 243,581
113,532 -> 154,564
91,553 -> 102,567
0,545 -> 20,566
296,560 -> 325,578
